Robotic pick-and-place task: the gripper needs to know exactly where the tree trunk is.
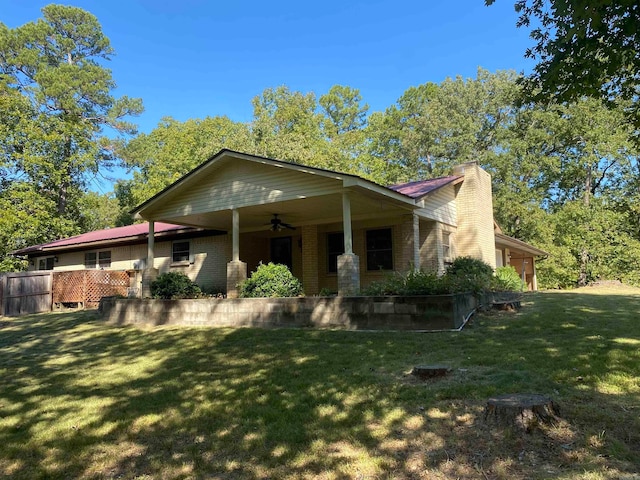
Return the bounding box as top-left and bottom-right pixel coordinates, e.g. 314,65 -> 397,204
484,394 -> 560,432
577,248 -> 589,286
578,162 -> 592,286
584,163 -> 592,207
57,137 -> 73,216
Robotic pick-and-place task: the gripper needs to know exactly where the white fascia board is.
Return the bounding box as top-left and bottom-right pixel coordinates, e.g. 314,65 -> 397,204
342,177 -> 417,207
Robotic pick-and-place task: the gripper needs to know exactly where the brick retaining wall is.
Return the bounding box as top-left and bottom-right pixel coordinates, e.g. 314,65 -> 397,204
99,294 -> 478,331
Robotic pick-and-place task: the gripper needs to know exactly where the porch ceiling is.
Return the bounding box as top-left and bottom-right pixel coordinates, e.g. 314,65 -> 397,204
154,190 -> 414,232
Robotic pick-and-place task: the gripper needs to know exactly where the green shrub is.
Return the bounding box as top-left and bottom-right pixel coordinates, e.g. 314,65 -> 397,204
400,269 -> 441,295
362,269 -> 450,296
239,262 -> 304,298
445,256 -> 494,278
361,257 -> 497,297
318,288 -> 337,297
362,272 -> 406,296
444,256 -> 494,294
151,272 -> 202,299
493,266 -> 525,292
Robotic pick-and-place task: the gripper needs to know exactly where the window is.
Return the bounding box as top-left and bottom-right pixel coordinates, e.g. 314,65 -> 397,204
98,251 -> 111,269
84,250 -> 111,269
442,232 -> 451,259
172,241 -> 190,263
84,252 -> 97,269
38,257 -> 55,271
366,228 -> 393,271
327,232 -> 344,273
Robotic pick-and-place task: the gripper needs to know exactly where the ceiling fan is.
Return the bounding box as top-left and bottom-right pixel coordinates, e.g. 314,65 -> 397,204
269,214 -> 295,231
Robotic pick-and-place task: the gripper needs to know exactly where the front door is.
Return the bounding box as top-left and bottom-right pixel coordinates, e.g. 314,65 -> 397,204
270,236 -> 292,270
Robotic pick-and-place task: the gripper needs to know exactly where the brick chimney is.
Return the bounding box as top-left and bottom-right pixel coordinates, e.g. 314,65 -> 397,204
453,162 -> 496,268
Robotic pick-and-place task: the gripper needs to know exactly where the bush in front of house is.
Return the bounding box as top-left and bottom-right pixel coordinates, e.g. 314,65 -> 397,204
443,256 -> 495,295
362,269 -> 450,296
239,262 -> 304,298
362,257 -> 518,296
492,266 -> 526,292
151,272 -> 202,299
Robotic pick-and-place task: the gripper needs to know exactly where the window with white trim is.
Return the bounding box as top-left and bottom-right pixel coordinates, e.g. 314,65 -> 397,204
442,232 -> 451,259
38,257 -> 55,271
84,250 -> 111,269
172,241 -> 190,263
98,251 -> 111,268
84,252 -> 97,269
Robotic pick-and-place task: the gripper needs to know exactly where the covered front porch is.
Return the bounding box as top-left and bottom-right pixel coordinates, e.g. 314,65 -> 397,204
132,151 -> 448,297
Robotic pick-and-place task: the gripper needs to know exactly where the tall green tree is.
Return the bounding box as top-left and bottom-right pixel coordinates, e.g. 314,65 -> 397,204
367,69 -> 520,183
319,85 -> 368,135
251,85 -> 334,167
117,116 -> 253,207
537,199 -> 640,288
487,0 -> 640,134
318,85 -> 370,176
77,191 -> 124,232
0,4 -> 142,268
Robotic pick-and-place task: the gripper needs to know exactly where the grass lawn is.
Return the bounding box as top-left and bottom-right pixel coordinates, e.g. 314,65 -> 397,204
1,285 -> 639,479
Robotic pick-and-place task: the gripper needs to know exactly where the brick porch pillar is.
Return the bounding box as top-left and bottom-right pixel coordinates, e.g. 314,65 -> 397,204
226,260 -> 247,298
337,253 -> 360,296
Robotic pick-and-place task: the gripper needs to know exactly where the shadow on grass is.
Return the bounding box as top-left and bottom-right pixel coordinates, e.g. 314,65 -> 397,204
0,290 -> 639,479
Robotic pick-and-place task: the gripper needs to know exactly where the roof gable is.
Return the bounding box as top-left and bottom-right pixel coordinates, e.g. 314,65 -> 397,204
390,175 -> 463,199
132,149 -> 417,221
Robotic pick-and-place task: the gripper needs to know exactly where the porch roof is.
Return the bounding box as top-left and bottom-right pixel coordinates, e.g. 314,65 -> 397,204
495,232 -> 549,257
130,149 -> 443,231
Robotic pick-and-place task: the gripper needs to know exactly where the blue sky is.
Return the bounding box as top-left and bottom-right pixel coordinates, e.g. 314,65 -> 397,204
3,0 -> 534,189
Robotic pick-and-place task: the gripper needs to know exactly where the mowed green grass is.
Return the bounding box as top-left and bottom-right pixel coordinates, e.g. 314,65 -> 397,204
1,285 -> 639,479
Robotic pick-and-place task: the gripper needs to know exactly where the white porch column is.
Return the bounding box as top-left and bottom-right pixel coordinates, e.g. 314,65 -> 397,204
342,191 -> 353,255
337,191 -> 360,296
147,220 -> 155,267
226,208 -> 247,298
141,220 -> 159,298
232,208 -> 240,262
413,213 -> 420,268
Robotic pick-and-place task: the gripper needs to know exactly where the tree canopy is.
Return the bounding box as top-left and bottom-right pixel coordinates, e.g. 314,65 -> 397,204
487,0 -> 640,134
112,69 -> 640,289
0,4 -> 142,265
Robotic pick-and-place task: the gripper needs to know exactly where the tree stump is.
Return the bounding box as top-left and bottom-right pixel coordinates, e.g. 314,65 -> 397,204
484,394 -> 560,432
411,365 -> 451,380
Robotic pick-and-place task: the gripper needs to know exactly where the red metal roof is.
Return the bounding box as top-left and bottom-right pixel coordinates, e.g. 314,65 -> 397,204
389,175 -> 462,199
15,171 -> 464,257
13,222 -> 194,255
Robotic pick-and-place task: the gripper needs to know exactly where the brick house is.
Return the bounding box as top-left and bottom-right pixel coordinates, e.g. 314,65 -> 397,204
13,150 -> 546,296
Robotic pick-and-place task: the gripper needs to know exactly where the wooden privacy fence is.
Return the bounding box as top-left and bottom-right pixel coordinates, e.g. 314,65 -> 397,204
53,270 -> 131,307
0,271 -> 53,317
0,270 -> 132,316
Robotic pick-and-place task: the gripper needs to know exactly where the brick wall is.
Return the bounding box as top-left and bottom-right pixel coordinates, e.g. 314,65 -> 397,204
301,225 -> 319,295
397,214 -> 417,271
453,162 -> 496,268
100,293 -> 478,331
